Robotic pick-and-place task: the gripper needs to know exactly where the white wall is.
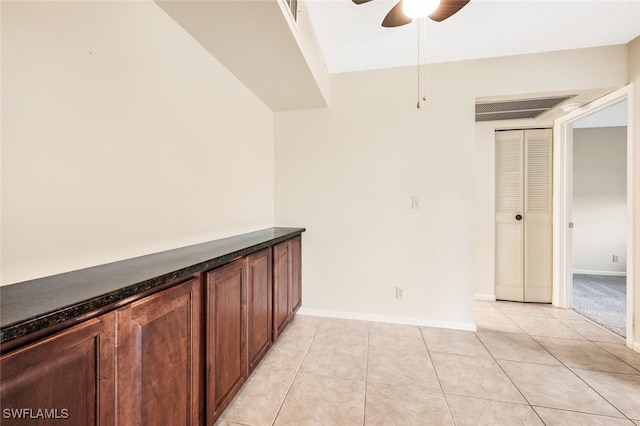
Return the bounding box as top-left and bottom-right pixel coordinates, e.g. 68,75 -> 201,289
1,1 -> 275,285
572,127 -> 627,275
276,46 -> 628,328
276,64 -> 477,328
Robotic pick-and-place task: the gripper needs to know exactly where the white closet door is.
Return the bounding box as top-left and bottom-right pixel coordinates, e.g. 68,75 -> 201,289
494,129 -> 552,303
495,130 -> 525,302
523,128 -> 553,302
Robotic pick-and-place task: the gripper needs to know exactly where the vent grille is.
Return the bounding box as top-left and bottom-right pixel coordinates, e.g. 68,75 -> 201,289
476,95 -> 575,122
496,135 -> 522,212
526,136 -> 551,212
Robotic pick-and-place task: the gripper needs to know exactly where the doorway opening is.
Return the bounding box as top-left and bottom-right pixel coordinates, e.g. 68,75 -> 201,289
553,84 -> 636,347
571,105 -> 628,336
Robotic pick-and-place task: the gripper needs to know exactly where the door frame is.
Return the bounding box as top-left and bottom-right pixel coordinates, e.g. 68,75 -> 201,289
552,84 -> 636,348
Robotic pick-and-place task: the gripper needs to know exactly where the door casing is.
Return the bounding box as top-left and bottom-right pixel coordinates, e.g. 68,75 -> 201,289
553,84 -> 636,349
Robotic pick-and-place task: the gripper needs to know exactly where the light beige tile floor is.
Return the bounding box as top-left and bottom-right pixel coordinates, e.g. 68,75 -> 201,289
217,301 -> 640,425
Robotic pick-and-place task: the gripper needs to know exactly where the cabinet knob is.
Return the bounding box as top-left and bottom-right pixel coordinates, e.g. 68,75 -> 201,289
515,214 -> 523,221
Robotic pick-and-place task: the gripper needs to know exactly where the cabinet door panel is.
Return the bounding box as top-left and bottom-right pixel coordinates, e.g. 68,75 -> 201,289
207,260 -> 246,421
247,249 -> 272,373
273,241 -> 291,339
0,313 -> 116,425
117,277 -> 201,426
291,236 -> 302,314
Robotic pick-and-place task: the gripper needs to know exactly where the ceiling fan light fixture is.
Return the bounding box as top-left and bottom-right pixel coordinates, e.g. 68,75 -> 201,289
402,0 -> 440,19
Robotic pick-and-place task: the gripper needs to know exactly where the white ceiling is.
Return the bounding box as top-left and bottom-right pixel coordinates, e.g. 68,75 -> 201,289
305,0 -> 640,74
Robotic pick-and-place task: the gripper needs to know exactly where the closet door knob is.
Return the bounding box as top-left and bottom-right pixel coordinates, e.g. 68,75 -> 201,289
515,214 -> 523,221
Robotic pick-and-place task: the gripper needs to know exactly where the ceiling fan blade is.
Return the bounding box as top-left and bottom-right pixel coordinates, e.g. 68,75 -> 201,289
429,0 -> 471,22
352,0 -> 374,4
382,1 -> 412,28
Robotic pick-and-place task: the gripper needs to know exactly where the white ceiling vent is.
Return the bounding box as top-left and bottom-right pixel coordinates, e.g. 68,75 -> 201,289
475,95 -> 576,122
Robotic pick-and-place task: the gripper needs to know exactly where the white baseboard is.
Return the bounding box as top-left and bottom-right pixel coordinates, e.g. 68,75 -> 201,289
573,269 -> 627,277
475,294 -> 496,301
296,308 -> 477,332
633,340 -> 640,354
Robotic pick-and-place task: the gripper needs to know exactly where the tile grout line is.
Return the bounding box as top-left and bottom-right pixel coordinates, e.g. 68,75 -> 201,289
480,302 -> 622,422
482,303 -> 632,422
567,309 -> 640,375
269,318 -> 322,426
484,352 -> 632,421
562,365 -> 633,421
486,301 -> 529,334
530,405 -> 637,422
419,326 -> 457,425
594,342 -> 640,374
361,321 -> 371,426
529,334 -> 640,376
472,328 -> 547,425
566,311 -> 640,374
564,309 -> 626,339
524,316 -> 634,421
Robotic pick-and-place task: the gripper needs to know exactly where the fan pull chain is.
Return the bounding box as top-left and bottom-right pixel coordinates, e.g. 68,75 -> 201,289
416,18 -> 427,108
417,18 -> 421,109
422,18 -> 427,102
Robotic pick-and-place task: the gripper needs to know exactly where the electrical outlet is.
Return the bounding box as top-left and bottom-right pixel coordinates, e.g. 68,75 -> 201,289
613,255 -> 619,263
395,286 -> 404,300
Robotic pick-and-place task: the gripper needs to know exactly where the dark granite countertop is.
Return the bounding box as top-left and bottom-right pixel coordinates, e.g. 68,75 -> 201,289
0,227 -> 305,346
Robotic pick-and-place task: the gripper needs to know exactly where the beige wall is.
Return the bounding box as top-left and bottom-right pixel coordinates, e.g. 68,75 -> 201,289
572,127 -> 627,274
276,46 -> 627,328
629,36 -> 640,349
1,1 -> 275,284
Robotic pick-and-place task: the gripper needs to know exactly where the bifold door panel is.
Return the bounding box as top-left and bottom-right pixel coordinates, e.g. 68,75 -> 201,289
495,129 -> 552,303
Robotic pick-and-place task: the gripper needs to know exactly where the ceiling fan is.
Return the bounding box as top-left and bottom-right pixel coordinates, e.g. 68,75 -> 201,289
352,0 -> 471,27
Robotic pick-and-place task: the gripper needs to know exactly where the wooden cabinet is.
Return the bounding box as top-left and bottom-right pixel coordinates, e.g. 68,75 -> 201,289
0,313 -> 116,425
0,276 -> 203,426
117,276 -> 202,426
246,249 -> 272,373
0,232 -> 302,426
206,259 -> 246,422
273,236 -> 302,339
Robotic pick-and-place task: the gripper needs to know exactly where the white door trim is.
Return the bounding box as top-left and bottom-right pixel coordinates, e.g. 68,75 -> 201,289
553,84 -> 636,348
